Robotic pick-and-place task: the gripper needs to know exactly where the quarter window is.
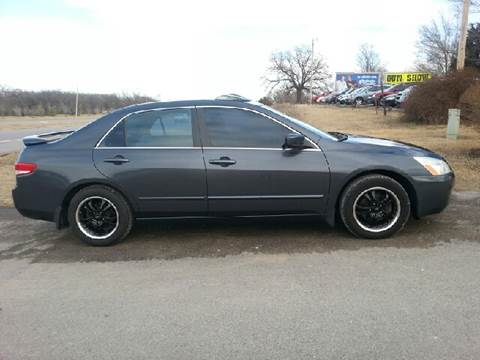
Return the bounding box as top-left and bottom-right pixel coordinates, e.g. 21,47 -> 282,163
101,120 -> 125,147
100,109 -> 194,147
201,108 -> 292,148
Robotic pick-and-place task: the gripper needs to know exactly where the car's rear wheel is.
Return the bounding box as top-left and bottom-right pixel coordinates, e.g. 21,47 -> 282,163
339,175 -> 410,239
68,185 -> 133,246
355,97 -> 364,105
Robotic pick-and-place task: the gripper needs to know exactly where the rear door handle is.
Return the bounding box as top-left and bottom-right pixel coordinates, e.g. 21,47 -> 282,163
208,157 -> 236,167
104,155 -> 129,164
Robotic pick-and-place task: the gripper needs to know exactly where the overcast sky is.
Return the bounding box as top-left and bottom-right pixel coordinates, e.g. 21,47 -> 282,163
0,0 -> 475,100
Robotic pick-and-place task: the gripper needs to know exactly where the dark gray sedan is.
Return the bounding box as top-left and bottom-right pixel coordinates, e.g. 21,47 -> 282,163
13,97 -> 454,245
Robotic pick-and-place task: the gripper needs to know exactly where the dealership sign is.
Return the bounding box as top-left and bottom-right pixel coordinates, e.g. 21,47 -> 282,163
385,72 -> 432,84
335,72 -> 380,91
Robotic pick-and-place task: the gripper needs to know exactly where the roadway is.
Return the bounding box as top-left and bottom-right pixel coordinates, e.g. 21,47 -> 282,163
1,192 -> 479,359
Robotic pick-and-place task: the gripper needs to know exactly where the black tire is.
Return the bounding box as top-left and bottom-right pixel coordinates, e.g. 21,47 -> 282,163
355,97 -> 364,105
339,175 -> 410,239
68,185 -> 133,246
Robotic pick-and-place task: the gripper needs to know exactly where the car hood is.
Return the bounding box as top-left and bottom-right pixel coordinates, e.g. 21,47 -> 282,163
341,134 -> 442,158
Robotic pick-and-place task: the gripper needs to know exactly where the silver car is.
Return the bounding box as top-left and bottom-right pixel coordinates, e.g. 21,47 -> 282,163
346,85 -> 383,105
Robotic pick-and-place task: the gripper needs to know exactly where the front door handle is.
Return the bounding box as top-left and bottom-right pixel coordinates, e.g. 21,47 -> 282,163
208,156 -> 236,167
104,155 -> 129,165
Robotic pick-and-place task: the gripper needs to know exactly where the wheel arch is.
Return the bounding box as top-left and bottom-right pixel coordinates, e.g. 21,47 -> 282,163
55,180 -> 136,229
331,169 -> 419,224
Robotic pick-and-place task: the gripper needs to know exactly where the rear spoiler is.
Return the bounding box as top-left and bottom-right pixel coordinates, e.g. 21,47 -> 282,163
23,130 -> 75,146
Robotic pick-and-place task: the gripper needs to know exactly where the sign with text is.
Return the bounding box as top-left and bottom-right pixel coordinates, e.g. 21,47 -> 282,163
385,72 -> 431,84
335,72 -> 380,91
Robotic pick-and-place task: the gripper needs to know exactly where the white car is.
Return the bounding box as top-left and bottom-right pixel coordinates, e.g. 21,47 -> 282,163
395,85 -> 416,106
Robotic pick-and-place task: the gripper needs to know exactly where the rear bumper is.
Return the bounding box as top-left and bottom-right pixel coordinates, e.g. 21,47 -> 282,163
411,173 -> 454,218
12,186 -> 55,222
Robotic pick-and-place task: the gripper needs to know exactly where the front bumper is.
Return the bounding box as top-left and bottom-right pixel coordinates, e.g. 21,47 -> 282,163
411,172 -> 454,218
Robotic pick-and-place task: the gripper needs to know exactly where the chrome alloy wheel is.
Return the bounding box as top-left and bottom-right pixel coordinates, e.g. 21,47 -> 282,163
75,196 -> 119,239
352,186 -> 401,233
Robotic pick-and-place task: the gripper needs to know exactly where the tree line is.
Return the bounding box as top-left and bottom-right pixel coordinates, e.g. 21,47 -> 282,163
0,88 -> 155,116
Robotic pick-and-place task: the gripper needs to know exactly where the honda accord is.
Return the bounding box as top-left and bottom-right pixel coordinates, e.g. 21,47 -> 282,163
13,96 -> 454,245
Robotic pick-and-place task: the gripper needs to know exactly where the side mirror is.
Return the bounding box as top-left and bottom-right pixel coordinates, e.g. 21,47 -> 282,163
283,133 -> 306,149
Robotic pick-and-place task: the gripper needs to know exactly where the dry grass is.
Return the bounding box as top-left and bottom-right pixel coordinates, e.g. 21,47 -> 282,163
0,152 -> 17,207
0,114 -> 98,130
276,104 -> 480,192
0,106 -> 478,207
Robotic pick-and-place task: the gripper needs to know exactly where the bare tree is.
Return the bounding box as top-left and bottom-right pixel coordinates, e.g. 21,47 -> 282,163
415,16 -> 458,75
449,0 -> 480,14
265,46 -> 329,103
356,43 -> 384,72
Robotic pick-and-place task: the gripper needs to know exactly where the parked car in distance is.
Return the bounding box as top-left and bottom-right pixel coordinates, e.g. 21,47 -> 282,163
395,85 -> 416,107
367,86 -> 391,104
341,87 -> 367,105
313,91 -> 330,103
329,88 -> 356,104
322,92 -> 337,104
381,93 -> 398,107
337,88 -> 356,104
370,83 -> 414,104
382,84 -> 418,107
13,96 -> 454,246
344,85 -> 383,105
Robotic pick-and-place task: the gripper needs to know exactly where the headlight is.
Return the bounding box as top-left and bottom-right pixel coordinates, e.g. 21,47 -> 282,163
414,156 -> 451,176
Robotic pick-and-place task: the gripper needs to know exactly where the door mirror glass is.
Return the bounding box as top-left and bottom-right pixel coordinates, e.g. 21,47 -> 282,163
283,133 -> 305,149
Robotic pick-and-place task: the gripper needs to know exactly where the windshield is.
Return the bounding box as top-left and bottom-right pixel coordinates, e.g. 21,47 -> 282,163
260,105 -> 338,141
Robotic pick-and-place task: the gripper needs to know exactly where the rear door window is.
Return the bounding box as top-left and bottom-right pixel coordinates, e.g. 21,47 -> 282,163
100,109 -> 194,147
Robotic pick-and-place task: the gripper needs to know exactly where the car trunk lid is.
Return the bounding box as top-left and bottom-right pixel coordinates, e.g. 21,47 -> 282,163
22,131 -> 75,146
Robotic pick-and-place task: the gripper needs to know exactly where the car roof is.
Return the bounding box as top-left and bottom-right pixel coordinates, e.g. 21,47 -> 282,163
109,99 -> 258,115
106,93 -> 251,114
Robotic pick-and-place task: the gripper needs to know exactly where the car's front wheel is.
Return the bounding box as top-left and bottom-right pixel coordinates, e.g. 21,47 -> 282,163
68,185 -> 133,246
339,175 -> 410,239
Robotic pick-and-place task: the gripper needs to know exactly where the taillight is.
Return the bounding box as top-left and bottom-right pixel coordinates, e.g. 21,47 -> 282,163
15,162 -> 37,176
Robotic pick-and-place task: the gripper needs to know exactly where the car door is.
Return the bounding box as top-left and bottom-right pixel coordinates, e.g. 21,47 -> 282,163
93,107 -> 207,217
197,106 -> 330,215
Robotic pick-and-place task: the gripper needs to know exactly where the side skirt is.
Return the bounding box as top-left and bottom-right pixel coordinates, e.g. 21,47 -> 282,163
135,213 -> 326,221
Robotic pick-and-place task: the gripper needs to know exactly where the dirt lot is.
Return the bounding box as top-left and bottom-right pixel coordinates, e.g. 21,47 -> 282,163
0,106 -> 479,207
0,152 -> 17,206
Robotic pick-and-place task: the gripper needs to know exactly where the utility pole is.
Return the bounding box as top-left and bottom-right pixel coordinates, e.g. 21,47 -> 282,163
75,87 -> 79,117
457,0 -> 470,70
